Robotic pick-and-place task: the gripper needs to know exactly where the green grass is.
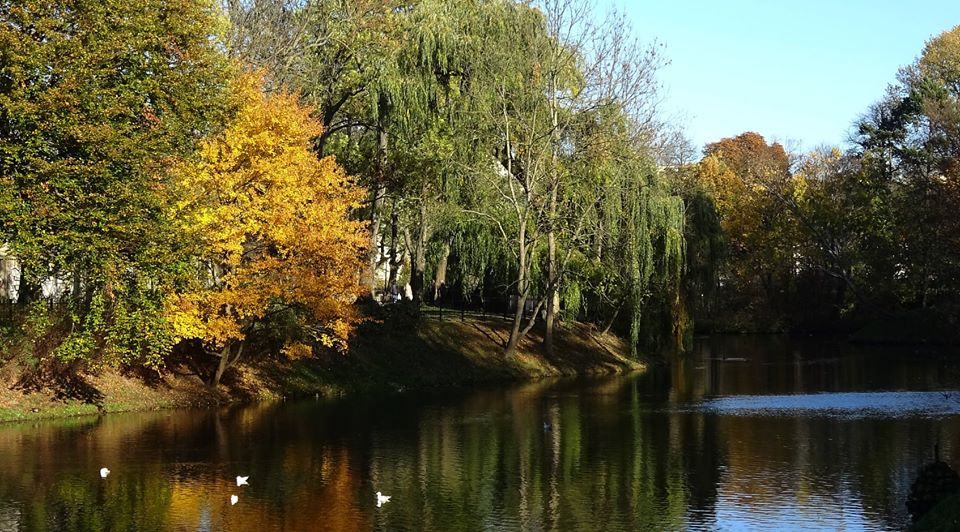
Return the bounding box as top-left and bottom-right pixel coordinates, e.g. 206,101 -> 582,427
0,401 -> 100,423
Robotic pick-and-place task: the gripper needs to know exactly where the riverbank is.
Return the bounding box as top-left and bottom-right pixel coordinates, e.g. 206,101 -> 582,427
0,315 -> 641,423
698,309 -> 960,346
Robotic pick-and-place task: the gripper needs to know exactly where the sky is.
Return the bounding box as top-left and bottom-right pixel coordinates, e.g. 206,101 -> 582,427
617,1 -> 960,152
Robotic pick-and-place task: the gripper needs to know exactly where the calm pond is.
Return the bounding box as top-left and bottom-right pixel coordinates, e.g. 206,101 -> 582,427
2,336 -> 960,531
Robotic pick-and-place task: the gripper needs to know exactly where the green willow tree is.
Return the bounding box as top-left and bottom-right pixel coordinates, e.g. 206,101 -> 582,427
572,122 -> 685,356
383,0 -> 491,304
380,0 -> 683,358
225,0 -> 410,297
219,0 -> 691,357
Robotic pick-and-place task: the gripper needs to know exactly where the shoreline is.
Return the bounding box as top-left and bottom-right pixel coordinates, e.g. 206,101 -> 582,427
0,317 -> 643,424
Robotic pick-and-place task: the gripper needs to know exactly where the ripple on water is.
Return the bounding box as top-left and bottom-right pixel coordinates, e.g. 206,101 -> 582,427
699,390 -> 960,418
0,503 -> 21,531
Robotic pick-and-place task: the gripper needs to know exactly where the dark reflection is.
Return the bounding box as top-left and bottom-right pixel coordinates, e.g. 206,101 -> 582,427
0,336 -> 959,530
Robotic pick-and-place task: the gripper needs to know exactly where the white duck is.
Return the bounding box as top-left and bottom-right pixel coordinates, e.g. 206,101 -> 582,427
236,475 -> 249,487
376,491 -> 391,508
99,467 -> 110,479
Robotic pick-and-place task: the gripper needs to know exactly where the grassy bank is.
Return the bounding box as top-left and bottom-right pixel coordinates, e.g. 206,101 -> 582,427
0,315 -> 642,423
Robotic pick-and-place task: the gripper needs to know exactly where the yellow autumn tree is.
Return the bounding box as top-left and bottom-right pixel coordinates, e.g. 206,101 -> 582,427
166,72 -> 367,388
696,132 -> 799,327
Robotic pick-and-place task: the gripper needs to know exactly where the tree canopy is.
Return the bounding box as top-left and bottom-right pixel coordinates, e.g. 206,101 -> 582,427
6,1 -> 957,384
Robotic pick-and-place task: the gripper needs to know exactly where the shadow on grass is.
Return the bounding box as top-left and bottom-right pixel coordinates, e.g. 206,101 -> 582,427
13,362 -> 105,408
245,312 -> 639,403
122,308 -> 641,408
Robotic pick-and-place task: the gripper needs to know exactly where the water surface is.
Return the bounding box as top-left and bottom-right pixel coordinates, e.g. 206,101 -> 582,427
2,335 -> 960,531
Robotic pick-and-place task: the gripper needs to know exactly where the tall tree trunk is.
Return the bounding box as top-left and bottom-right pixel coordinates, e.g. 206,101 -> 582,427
594,197 -> 605,260
411,247 -> 425,305
211,341 -> 244,390
408,183 -> 431,305
72,270 -> 83,303
627,195 -> 642,360
505,219 -> 528,358
403,223 -> 428,306
433,240 -> 450,302
364,124 -> 389,297
505,290 -> 526,358
16,263 -> 40,305
544,214 -> 558,356
833,276 -> 847,314
388,201 -> 400,288
544,71 -> 560,357
601,306 -> 621,335
365,185 -> 384,296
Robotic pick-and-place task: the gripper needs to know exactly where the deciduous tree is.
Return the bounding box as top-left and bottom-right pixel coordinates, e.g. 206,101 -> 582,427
0,0 -> 232,365
166,73 -> 367,388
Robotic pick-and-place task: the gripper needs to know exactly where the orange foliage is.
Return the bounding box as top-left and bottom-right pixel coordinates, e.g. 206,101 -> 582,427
697,132 -> 798,299
704,132 -> 790,183
166,72 -> 367,353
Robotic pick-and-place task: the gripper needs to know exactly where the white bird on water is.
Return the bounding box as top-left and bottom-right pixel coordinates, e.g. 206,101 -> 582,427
236,476 -> 249,487
99,467 -> 110,479
376,491 -> 391,508
230,494 -> 239,505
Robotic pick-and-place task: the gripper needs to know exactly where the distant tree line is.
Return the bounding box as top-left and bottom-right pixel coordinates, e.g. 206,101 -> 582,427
679,26 -> 960,340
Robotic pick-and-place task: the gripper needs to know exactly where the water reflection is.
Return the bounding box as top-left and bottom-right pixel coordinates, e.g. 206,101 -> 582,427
0,336 -> 959,530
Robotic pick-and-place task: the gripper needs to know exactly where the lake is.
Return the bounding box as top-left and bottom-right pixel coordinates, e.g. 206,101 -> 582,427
2,335 -> 960,531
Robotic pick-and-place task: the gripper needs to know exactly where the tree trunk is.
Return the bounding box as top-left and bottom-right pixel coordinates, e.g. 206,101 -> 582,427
403,224 -> 427,306
388,201 -> 400,287
408,185 -> 431,305
411,252 -> 425,305
211,341 -> 244,390
16,263 -> 41,305
72,270 -> 83,303
594,213 -> 603,260
543,68 -> 561,356
364,120 -> 389,297
433,241 -> 450,302
505,219 -> 528,358
544,234 -> 558,356
212,343 -> 231,389
505,291 -> 525,358
365,189 -> 384,297
833,276 -> 847,313
544,182 -> 559,355
601,306 -> 620,335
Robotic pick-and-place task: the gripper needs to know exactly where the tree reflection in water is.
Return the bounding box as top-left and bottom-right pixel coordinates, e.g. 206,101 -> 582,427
1,337 -> 959,530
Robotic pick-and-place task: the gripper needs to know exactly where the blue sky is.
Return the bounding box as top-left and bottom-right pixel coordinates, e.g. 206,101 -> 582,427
617,1 -> 960,152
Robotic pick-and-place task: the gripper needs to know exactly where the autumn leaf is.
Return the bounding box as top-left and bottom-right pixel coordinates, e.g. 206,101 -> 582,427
167,72 -> 368,355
